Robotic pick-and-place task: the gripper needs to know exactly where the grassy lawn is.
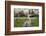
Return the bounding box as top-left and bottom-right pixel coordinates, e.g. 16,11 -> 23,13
14,17 -> 39,27
31,17 -> 39,27
14,18 -> 26,27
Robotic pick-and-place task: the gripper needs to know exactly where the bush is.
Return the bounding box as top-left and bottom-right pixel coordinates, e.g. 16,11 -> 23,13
30,14 -> 39,17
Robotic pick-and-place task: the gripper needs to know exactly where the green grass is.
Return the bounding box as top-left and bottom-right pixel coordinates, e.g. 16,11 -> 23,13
14,17 -> 39,27
31,17 -> 39,27
14,18 -> 26,27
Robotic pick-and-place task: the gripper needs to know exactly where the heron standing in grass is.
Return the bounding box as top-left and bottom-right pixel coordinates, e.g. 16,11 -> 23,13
23,15 -> 32,27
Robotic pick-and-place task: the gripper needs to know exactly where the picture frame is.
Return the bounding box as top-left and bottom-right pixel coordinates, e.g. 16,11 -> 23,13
5,1 -> 45,35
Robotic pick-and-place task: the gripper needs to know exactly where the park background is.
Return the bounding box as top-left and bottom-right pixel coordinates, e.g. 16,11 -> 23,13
14,8 -> 39,27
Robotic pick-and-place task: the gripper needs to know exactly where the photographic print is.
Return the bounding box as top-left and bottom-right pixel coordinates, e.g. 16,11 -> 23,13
5,1 -> 45,35
14,8 -> 39,27
11,5 -> 43,31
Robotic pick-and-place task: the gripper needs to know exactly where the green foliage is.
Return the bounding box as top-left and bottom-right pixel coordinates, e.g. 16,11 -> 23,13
30,14 -> 39,17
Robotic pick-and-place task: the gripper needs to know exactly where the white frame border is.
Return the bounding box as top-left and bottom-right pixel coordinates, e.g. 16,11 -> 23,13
11,5 -> 42,31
